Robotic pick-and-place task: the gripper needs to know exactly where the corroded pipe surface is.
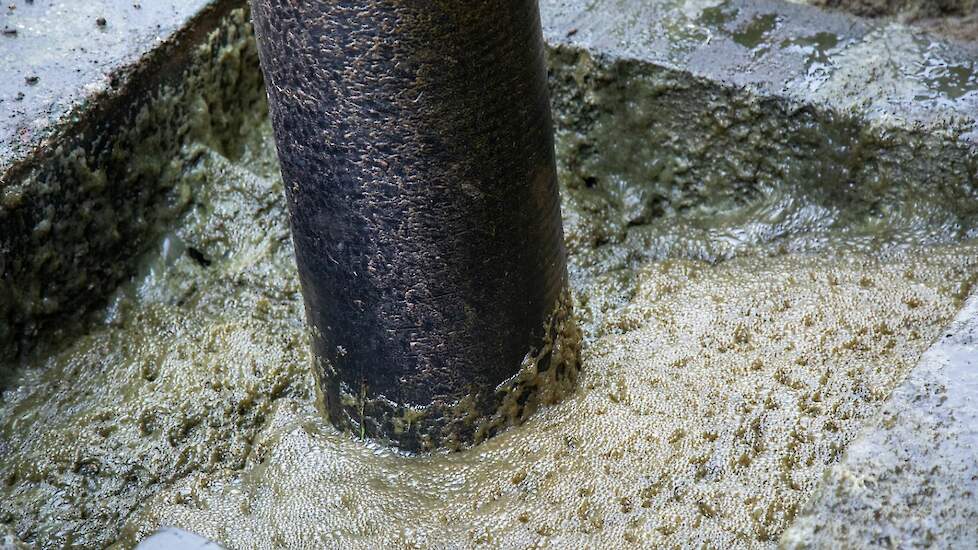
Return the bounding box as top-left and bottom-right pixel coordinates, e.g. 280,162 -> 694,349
249,0 -> 579,452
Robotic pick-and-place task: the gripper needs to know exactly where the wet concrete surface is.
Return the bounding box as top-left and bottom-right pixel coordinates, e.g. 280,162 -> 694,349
791,0 -> 978,43
540,0 -> 978,141
784,294 -> 978,548
0,1 -> 260,365
0,0 -> 223,177
4,0 -> 975,179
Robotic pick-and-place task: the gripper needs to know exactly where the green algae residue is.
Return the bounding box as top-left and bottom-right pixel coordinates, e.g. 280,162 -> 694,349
732,13 -> 780,53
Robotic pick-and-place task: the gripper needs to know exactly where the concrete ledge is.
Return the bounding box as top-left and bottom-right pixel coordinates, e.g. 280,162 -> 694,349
542,0 -> 977,280
1,0 -> 264,362
783,293 -> 978,547
542,0 -> 977,137
2,0 -> 226,174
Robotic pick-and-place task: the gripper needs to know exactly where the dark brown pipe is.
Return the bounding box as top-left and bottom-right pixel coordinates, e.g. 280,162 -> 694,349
248,0 -> 578,452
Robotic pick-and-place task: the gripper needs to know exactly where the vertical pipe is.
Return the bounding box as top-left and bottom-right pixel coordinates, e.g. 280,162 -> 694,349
249,0 -> 579,452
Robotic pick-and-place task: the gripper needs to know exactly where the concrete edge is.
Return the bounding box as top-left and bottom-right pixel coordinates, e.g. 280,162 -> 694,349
1,0 -> 264,363
0,0 -> 233,178
541,0 -> 978,146
782,288 -> 978,547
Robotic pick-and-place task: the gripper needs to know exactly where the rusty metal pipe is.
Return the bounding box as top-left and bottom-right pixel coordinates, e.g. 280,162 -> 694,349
249,0 -> 577,452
